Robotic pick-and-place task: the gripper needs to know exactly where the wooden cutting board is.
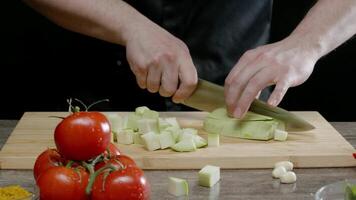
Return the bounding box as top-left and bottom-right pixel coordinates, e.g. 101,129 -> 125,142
0,112 -> 355,169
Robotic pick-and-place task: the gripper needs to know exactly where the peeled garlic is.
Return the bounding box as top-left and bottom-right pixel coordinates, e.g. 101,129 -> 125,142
274,161 -> 293,171
272,166 -> 287,179
280,171 -> 297,184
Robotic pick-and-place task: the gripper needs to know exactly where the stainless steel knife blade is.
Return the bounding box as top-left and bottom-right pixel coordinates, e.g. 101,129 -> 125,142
182,79 -> 315,132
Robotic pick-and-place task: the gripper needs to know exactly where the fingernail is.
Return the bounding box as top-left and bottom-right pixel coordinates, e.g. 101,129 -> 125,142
172,98 -> 182,104
233,108 -> 242,119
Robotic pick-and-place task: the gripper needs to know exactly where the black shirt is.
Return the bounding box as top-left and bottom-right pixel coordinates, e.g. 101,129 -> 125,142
126,0 -> 273,85
0,1 -> 273,118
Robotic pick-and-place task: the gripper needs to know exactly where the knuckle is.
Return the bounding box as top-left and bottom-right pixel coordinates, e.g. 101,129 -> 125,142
231,78 -> 243,87
136,65 -> 147,75
243,50 -> 255,59
259,52 -> 272,61
150,52 -> 175,66
182,79 -> 197,89
244,85 -> 258,97
249,78 -> 262,88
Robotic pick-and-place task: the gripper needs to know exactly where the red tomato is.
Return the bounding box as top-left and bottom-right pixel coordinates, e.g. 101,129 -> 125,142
95,155 -> 136,171
37,166 -> 90,200
103,143 -> 121,158
54,112 -> 111,161
91,165 -> 150,200
33,149 -> 65,182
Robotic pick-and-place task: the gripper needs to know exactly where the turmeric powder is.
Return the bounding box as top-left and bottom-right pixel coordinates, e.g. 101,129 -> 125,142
0,185 -> 32,200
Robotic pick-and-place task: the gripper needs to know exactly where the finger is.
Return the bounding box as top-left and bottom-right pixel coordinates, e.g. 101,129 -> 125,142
159,60 -> 179,97
225,59 -> 266,114
172,57 -> 198,103
128,60 -> 148,89
225,50 -> 258,84
233,68 -> 275,118
135,70 -> 148,89
267,79 -> 290,107
146,65 -> 162,93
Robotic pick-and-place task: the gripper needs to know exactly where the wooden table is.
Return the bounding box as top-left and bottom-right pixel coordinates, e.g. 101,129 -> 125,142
1,120 -> 356,200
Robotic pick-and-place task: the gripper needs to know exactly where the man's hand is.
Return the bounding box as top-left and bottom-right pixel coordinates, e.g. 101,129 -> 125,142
225,37 -> 319,118
125,21 -> 198,103
225,0 -> 356,119
24,0 -> 198,103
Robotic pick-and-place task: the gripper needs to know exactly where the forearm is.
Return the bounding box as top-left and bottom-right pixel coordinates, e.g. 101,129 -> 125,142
289,0 -> 356,58
24,0 -> 148,45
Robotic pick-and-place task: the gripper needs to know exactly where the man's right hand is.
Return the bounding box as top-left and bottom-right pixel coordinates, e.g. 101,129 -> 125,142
124,20 -> 198,103
24,0 -> 198,103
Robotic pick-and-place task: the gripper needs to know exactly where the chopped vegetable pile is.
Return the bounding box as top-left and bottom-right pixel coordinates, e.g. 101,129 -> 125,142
106,106 -> 207,152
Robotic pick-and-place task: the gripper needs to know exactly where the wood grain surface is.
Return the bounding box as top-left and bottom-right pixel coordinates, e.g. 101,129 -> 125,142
0,112 -> 355,169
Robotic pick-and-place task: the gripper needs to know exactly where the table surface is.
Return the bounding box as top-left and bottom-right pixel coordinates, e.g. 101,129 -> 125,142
1,120 -> 356,200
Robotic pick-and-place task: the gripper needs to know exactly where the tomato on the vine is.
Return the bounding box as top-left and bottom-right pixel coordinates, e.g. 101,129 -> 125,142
54,112 -> 111,161
33,148 -> 65,181
37,166 -> 90,200
95,155 -> 136,171
91,165 -> 150,200
103,143 -> 121,158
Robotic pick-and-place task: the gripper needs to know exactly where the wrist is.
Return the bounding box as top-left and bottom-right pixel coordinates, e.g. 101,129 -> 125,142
286,31 -> 326,61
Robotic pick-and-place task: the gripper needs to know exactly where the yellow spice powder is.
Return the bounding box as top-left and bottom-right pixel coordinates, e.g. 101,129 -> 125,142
0,185 -> 32,200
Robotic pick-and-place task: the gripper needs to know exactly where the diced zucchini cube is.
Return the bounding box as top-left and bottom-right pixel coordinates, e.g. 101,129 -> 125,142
208,134 -> 220,147
138,118 -> 159,134
158,118 -> 171,130
194,135 -> 207,148
164,126 -> 182,142
135,106 -> 150,116
126,113 -> 141,131
165,117 -> 180,128
159,131 -> 176,149
171,139 -> 196,152
117,129 -> 134,145
178,132 -> 195,142
141,131 -> 160,151
168,177 -> 189,196
274,129 -> 288,141
182,128 -> 198,135
198,165 -> 220,187
142,110 -> 159,119
133,132 -> 144,145
105,113 -> 123,133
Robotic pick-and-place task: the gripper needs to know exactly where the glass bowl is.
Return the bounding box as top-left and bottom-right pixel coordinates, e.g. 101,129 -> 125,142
314,179 -> 356,200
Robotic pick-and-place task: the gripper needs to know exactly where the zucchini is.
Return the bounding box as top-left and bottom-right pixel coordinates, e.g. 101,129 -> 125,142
168,177 -> 189,196
198,165 -> 220,187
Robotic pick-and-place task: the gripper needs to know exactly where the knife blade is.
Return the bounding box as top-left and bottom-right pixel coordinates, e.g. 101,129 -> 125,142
182,79 -> 315,132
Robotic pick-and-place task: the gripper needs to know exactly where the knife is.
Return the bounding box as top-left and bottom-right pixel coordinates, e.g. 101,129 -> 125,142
182,79 -> 315,132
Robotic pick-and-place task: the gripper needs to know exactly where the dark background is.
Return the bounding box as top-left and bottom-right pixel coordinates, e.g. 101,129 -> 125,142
0,0 -> 355,121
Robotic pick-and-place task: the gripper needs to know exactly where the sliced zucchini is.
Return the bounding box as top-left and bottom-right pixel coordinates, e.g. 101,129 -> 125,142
141,131 -> 160,151
168,177 -> 189,196
117,129 -> 134,145
171,139 -> 196,152
198,165 -> 220,187
159,131 -> 175,149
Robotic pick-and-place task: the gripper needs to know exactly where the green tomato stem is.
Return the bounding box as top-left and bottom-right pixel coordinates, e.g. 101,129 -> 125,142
86,99 -> 109,111
85,164 -> 118,195
65,160 -> 74,168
